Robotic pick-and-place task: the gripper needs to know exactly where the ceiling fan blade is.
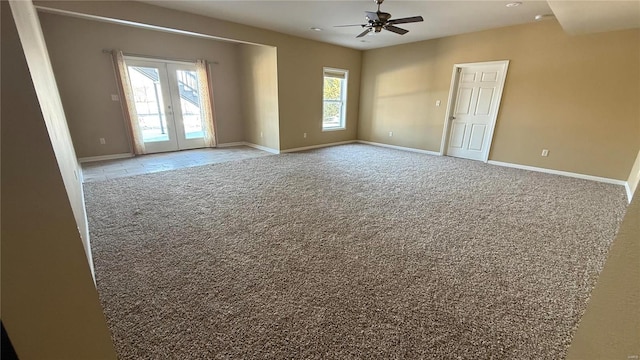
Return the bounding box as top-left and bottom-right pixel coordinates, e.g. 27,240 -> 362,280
365,11 -> 379,22
388,16 -> 424,25
334,24 -> 366,28
385,25 -> 409,35
356,28 -> 372,38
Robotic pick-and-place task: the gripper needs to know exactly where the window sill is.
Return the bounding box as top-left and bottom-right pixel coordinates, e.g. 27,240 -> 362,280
322,127 -> 346,132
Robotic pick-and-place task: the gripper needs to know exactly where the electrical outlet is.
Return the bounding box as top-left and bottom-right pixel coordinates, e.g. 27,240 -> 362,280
541,149 -> 549,157
99,138 -> 106,145
303,132 -> 307,139
110,94 -> 119,101
260,131 -> 263,138
389,131 -> 393,137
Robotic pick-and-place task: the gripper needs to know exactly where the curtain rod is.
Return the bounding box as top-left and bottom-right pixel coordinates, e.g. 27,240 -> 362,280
102,49 -> 219,65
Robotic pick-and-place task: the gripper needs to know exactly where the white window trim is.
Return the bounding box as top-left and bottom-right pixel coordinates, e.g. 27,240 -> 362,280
322,67 -> 348,131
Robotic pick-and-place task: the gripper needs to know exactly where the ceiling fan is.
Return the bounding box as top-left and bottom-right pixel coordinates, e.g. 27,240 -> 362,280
335,0 -> 424,38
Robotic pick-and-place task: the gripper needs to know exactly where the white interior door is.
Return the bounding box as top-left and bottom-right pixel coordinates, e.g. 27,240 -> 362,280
125,58 -> 206,153
444,61 -> 509,162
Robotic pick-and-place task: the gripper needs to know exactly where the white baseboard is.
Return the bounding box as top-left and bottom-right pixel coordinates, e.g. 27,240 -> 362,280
218,141 -> 280,154
217,142 -> 246,148
357,140 -> 441,156
78,153 -> 133,163
280,140 -> 357,153
356,143 -> 629,200
488,160 -> 627,186
244,142 -> 280,154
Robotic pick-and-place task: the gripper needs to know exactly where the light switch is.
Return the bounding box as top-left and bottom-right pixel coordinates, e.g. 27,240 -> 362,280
436,100 -> 441,107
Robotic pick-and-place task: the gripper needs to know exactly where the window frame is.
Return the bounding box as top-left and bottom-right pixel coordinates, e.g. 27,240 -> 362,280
322,67 -> 348,131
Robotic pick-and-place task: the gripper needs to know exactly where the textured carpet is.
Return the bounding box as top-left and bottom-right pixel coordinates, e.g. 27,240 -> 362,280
84,144 -> 627,359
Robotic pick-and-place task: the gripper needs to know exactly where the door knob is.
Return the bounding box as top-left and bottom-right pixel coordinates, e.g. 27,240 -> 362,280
450,116 -> 456,120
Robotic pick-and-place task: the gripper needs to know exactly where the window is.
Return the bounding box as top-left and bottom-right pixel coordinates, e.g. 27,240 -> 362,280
322,68 -> 348,131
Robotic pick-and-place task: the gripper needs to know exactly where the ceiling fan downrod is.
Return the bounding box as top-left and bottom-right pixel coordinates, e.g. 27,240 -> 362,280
375,0 -> 384,12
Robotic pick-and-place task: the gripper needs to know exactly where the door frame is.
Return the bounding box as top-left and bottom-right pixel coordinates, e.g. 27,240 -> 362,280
124,57 -> 178,154
439,60 -> 510,163
124,56 -> 208,153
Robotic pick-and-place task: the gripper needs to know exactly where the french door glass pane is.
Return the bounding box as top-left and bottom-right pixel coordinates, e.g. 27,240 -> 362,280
128,66 -> 169,142
176,69 -> 204,140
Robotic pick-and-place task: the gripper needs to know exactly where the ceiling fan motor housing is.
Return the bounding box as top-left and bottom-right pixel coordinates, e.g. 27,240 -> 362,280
366,11 -> 391,31
377,12 -> 391,22
366,12 -> 391,22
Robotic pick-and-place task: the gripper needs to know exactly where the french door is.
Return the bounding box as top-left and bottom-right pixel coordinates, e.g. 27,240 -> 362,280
125,58 -> 206,153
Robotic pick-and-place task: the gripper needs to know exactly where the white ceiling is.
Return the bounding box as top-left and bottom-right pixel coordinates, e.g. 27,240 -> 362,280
548,0 -> 640,35
138,0 -> 640,50
139,0 -> 557,50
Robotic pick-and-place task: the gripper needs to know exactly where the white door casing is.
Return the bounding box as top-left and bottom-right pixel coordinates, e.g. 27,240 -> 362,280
440,60 -> 509,162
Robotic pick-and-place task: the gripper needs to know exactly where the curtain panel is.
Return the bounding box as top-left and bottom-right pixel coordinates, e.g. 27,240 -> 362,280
196,60 -> 217,148
111,50 -> 146,155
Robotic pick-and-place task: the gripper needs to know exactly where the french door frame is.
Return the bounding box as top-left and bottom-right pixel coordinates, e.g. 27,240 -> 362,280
125,56 -> 206,153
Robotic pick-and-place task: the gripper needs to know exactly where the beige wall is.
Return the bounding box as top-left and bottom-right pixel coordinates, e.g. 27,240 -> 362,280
1,1 -> 117,358
38,11 -> 245,158
566,194 -> 640,358
627,149 -> 640,200
273,35 -> 361,150
239,44 -> 280,150
8,2 -> 96,273
34,1 -> 363,152
359,21 -> 640,180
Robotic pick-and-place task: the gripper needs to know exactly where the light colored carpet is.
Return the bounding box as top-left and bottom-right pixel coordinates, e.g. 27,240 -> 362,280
84,144 -> 627,359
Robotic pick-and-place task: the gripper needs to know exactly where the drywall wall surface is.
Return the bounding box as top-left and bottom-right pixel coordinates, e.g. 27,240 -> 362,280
33,0 -> 332,51
1,1 -> 117,358
239,44 -> 280,150
566,194 -> 640,358
359,40 -> 446,152
359,20 -> 640,180
8,1 -> 96,272
274,36 -> 361,150
627,149 -> 640,200
548,0 -> 640,35
38,11 -> 244,158
33,1 -> 362,152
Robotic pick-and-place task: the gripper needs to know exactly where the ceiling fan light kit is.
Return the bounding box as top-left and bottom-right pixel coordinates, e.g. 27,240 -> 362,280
534,14 -> 555,21
335,0 -> 424,38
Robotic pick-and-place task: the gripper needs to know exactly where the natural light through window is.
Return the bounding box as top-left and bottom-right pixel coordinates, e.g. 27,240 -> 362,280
322,68 -> 348,131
